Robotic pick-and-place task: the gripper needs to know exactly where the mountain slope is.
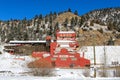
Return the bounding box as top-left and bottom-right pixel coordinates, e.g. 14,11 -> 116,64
82,7 -> 120,31
53,12 -> 81,24
0,8 -> 120,46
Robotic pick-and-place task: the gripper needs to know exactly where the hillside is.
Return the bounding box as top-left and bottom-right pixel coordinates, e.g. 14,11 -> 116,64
53,12 -> 81,24
78,7 -> 120,46
0,8 -> 120,46
82,7 -> 120,31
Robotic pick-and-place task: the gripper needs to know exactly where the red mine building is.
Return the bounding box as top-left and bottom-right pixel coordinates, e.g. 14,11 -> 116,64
32,31 -> 90,68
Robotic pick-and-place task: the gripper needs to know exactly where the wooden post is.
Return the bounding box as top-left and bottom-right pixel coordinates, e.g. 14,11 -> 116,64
93,34 -> 96,78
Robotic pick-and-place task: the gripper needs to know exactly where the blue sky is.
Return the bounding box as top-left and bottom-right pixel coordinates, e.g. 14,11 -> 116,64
0,0 -> 120,20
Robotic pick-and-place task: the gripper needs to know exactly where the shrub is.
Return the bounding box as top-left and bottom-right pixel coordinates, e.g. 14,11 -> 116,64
28,59 -> 54,76
98,28 -> 103,33
0,51 -> 2,54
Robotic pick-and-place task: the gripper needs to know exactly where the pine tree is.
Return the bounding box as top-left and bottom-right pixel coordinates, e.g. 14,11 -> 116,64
45,18 -> 48,24
49,25 -> 53,35
71,17 -> 75,28
6,33 -> 14,43
74,10 -> 78,15
39,14 -> 43,20
68,8 -> 72,12
64,18 -> 68,27
22,17 -> 27,28
49,16 -> 53,24
49,11 -> 53,16
53,12 -> 57,20
23,32 -> 28,40
75,17 -> 78,25
45,15 -> 48,24
54,22 -> 59,34
79,16 -> 85,27
34,15 -> 38,20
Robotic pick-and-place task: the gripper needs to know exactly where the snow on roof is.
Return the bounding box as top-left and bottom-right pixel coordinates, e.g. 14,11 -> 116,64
57,40 -> 75,42
9,40 -> 46,44
4,44 -> 20,46
58,31 -> 75,33
9,40 -> 75,44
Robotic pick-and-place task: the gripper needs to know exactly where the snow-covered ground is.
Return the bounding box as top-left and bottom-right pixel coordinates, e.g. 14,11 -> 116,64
0,44 -> 31,75
0,75 -> 120,80
0,44 -> 120,80
79,46 -> 120,77
0,44 -> 87,79
79,46 -> 120,66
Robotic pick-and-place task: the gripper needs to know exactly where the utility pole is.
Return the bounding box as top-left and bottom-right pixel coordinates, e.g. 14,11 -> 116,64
103,42 -> 106,77
93,34 -> 96,78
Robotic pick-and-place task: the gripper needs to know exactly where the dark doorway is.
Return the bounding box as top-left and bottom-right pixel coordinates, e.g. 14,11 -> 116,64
52,62 -> 56,67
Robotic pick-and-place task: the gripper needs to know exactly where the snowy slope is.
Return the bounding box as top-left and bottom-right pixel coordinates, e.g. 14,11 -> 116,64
79,46 -> 120,66
0,44 -> 32,75
0,44 -> 120,79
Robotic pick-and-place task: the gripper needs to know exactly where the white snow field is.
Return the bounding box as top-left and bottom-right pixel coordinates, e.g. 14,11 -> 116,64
0,44 -> 120,80
79,46 -> 120,77
79,46 -> 120,65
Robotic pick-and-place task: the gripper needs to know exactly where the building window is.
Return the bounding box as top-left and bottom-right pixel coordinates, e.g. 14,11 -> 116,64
61,58 -> 67,61
71,58 -> 77,61
51,58 -> 56,61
